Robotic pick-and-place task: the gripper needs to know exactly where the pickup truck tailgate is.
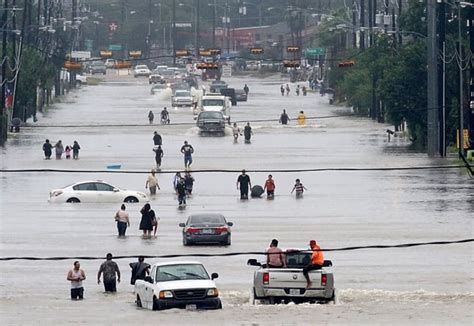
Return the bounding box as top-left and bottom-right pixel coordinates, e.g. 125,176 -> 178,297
267,268 -> 323,289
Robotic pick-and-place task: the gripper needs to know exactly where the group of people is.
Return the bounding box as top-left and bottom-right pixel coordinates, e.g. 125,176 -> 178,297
42,139 -> 80,160
173,171 -> 195,207
152,132 -> 195,171
232,122 -> 252,144
295,85 -> 308,96
280,84 -> 309,96
148,107 -> 170,124
67,254 -> 151,300
279,109 -> 307,126
112,202 -> 160,238
236,170 -> 308,200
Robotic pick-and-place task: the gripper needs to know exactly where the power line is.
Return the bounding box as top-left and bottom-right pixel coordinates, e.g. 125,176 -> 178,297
0,238 -> 471,261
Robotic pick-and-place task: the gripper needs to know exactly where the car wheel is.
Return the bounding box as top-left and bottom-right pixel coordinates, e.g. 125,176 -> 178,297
75,81 -> 82,87
124,196 -> 138,203
216,299 -> 222,309
183,237 -> 189,246
136,295 -> 142,308
152,296 -> 161,311
66,198 -> 80,203
224,235 -> 231,246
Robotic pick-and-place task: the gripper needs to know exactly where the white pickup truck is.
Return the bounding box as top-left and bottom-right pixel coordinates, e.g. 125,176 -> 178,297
195,93 -> 231,122
134,261 -> 222,311
248,249 -> 335,304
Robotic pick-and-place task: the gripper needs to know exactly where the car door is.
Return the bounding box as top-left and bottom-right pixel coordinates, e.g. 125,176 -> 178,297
94,182 -> 118,202
73,182 -> 97,202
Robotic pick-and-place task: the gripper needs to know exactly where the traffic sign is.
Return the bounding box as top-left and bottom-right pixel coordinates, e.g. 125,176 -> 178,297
303,48 -> 325,56
108,44 -> 122,51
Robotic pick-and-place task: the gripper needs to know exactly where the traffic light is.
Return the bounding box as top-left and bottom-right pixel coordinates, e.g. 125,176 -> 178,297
196,62 -> 219,70
100,50 -> 113,58
250,47 -> 264,55
209,48 -> 221,55
338,60 -> 355,67
175,49 -> 191,56
283,60 -> 300,68
287,46 -> 300,53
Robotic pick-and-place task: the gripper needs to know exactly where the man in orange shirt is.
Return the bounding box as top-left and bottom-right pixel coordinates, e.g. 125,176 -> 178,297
303,240 -> 324,289
263,174 -> 275,199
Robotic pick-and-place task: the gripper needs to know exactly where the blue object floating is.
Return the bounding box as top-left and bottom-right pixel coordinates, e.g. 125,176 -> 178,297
107,164 -> 121,170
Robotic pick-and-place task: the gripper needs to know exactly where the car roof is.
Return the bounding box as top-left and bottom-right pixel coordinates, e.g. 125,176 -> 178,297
152,261 -> 204,267
70,180 -> 110,185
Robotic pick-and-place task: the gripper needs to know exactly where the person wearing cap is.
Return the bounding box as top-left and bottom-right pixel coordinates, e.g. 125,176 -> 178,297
236,169 -> 252,200
303,240 -> 324,289
97,253 -> 121,293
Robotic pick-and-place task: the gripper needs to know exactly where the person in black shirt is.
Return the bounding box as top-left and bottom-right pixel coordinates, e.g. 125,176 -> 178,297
129,256 -> 150,285
244,123 -> 252,144
279,110 -> 290,125
180,140 -> 194,169
42,139 -> 53,159
153,145 -> 164,169
176,179 -> 187,207
153,131 -> 162,146
236,169 -> 252,200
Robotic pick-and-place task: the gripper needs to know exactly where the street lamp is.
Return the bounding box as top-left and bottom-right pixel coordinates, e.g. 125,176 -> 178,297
178,1 -> 199,55
208,2 -> 230,52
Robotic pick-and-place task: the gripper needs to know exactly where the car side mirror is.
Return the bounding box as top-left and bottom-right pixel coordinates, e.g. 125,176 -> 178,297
179,223 -> 185,227
144,276 -> 153,283
211,273 -> 219,280
113,188 -> 119,192
247,259 -> 261,267
227,222 -> 233,227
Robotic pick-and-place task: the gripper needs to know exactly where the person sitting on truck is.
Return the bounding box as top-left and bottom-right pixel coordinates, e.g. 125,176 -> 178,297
266,239 -> 285,268
303,240 -> 325,289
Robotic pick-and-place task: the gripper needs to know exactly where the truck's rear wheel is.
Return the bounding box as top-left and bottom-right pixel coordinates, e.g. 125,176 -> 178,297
136,295 -> 142,308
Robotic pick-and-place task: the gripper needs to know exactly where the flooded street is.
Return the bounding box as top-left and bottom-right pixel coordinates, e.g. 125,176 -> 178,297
0,72 -> 472,325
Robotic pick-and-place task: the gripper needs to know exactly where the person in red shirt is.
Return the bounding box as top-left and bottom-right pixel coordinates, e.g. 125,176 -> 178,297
303,240 -> 325,289
263,174 -> 275,199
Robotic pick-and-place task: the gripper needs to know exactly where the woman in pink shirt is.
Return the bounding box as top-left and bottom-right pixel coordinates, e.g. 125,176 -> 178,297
266,239 -> 286,268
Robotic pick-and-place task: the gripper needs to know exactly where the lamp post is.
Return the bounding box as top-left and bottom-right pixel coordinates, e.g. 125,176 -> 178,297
178,1 -> 199,56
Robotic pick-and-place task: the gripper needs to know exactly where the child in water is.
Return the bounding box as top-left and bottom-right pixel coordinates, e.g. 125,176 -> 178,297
291,179 -> 307,198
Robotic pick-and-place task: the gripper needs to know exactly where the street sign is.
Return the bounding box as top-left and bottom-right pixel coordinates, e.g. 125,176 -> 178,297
303,48 -> 325,56
100,50 -> 113,58
109,44 -> 122,51
70,51 -> 91,59
222,65 -> 232,77
128,50 -> 142,58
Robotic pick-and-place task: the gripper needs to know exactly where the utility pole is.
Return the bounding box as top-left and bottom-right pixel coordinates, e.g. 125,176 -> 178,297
438,0 -> 446,156
212,0 -> 216,48
368,0 -> 373,46
469,4 -> 474,151
457,4 -> 464,157
1,0 -> 9,144
352,0 -> 357,48
360,0 -> 365,49
172,0 -> 176,65
196,0 -> 200,55
70,0 -> 77,87
427,0 -> 439,157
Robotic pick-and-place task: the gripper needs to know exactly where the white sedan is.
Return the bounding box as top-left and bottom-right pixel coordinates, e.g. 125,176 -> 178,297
134,65 -> 151,77
135,261 -> 222,311
48,181 -> 148,203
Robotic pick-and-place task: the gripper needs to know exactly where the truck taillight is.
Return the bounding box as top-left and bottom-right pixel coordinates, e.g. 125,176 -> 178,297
263,272 -> 269,285
321,274 -> 327,286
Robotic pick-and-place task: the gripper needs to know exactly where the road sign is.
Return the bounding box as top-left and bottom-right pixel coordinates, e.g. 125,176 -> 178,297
303,48 -> 325,56
70,51 -> 91,59
222,65 -> 232,77
108,44 -> 122,51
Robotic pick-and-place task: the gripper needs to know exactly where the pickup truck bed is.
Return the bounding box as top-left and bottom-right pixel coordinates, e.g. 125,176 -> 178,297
248,251 -> 335,304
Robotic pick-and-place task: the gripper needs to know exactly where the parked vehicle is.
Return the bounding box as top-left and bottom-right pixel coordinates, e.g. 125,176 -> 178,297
48,181 -> 148,203
196,111 -> 226,136
235,89 -> 248,102
179,214 -> 233,245
220,88 -> 237,105
209,80 -> 228,93
134,65 -> 151,77
88,61 -> 106,75
105,59 -> 116,69
134,261 -> 222,310
248,249 -> 335,304
171,89 -> 193,107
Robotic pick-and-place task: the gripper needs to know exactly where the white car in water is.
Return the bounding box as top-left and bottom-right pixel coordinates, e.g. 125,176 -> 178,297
134,65 -> 151,77
135,261 -> 222,311
48,180 -> 148,203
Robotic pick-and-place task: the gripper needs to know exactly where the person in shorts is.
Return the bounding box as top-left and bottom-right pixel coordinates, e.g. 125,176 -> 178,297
264,174 -> 275,198
180,140 -> 194,169
67,261 -> 86,300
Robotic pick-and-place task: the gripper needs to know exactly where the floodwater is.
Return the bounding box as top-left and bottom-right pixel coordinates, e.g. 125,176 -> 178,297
0,71 -> 472,325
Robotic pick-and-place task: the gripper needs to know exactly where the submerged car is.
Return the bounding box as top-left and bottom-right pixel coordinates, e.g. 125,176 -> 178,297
49,181 -> 148,203
179,213 -> 233,245
135,261 -> 222,310
235,89 -> 248,102
150,83 -> 169,94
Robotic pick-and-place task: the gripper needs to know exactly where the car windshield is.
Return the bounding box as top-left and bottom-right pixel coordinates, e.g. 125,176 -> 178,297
91,61 -> 104,66
175,91 -> 190,97
198,112 -> 223,120
156,264 -> 209,282
136,65 -> 148,69
285,251 -> 311,268
189,214 -> 225,227
161,70 -> 175,76
202,99 -> 224,106
211,81 -> 226,85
